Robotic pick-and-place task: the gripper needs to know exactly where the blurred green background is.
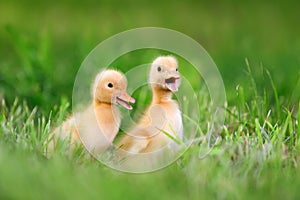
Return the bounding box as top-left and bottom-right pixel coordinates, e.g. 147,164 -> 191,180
0,0 -> 299,109
0,1 -> 300,199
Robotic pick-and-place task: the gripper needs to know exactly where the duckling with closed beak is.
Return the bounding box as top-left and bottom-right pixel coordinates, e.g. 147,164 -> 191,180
46,69 -> 135,156
116,56 -> 183,155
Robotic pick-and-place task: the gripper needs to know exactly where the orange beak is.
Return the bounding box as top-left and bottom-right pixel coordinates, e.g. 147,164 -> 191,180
165,76 -> 181,92
116,92 -> 135,110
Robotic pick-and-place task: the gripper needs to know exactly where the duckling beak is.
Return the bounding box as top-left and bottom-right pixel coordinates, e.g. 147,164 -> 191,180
165,76 -> 181,92
116,92 -> 135,110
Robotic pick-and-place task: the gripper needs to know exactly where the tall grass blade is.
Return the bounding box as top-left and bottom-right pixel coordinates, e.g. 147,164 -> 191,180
265,69 -> 280,119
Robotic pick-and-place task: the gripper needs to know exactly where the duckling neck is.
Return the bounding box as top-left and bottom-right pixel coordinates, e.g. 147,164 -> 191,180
92,100 -> 119,122
93,100 -> 113,109
152,86 -> 173,103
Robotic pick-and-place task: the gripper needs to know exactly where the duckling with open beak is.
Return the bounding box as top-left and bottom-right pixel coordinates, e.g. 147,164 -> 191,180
116,56 -> 183,155
46,69 -> 135,156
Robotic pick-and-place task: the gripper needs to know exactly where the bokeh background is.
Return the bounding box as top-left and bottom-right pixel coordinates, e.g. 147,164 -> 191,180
1,0 -> 299,109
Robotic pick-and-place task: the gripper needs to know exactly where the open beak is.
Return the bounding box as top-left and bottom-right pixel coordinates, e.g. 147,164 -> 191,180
165,76 -> 181,92
116,92 -> 135,110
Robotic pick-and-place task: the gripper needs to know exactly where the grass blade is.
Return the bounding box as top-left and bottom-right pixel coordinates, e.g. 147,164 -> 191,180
156,127 -> 183,145
266,69 -> 280,119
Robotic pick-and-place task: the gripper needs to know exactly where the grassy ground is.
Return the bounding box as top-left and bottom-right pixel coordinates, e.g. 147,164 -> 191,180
0,0 -> 300,199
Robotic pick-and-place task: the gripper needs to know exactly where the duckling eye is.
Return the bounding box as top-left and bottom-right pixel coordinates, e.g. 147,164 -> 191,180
157,66 -> 161,72
107,83 -> 113,88
176,68 -> 178,71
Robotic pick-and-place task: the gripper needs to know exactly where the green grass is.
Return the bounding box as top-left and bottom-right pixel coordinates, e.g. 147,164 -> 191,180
0,0 -> 300,199
0,66 -> 299,199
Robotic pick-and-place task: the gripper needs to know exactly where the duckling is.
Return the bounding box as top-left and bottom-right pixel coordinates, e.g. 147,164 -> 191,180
116,56 -> 183,155
46,69 -> 135,156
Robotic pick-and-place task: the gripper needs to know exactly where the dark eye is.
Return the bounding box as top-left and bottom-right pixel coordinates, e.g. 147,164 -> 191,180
176,68 -> 178,71
157,66 -> 161,72
108,83 -> 113,88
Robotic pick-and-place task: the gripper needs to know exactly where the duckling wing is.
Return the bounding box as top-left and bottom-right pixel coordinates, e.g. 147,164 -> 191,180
117,128 -> 150,153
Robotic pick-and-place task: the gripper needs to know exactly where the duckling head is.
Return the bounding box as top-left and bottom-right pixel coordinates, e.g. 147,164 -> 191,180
92,69 -> 135,110
149,56 -> 181,92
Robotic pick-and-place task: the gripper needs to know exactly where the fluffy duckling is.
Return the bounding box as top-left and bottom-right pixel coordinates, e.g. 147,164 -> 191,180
46,69 -> 135,155
116,56 -> 183,155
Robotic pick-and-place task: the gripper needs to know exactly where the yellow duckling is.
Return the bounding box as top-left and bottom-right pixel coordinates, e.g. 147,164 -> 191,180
46,69 -> 135,155
117,56 -> 183,154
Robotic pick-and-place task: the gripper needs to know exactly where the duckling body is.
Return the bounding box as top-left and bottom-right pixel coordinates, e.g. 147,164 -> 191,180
46,70 -> 134,155
74,102 -> 121,154
117,56 -> 183,154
